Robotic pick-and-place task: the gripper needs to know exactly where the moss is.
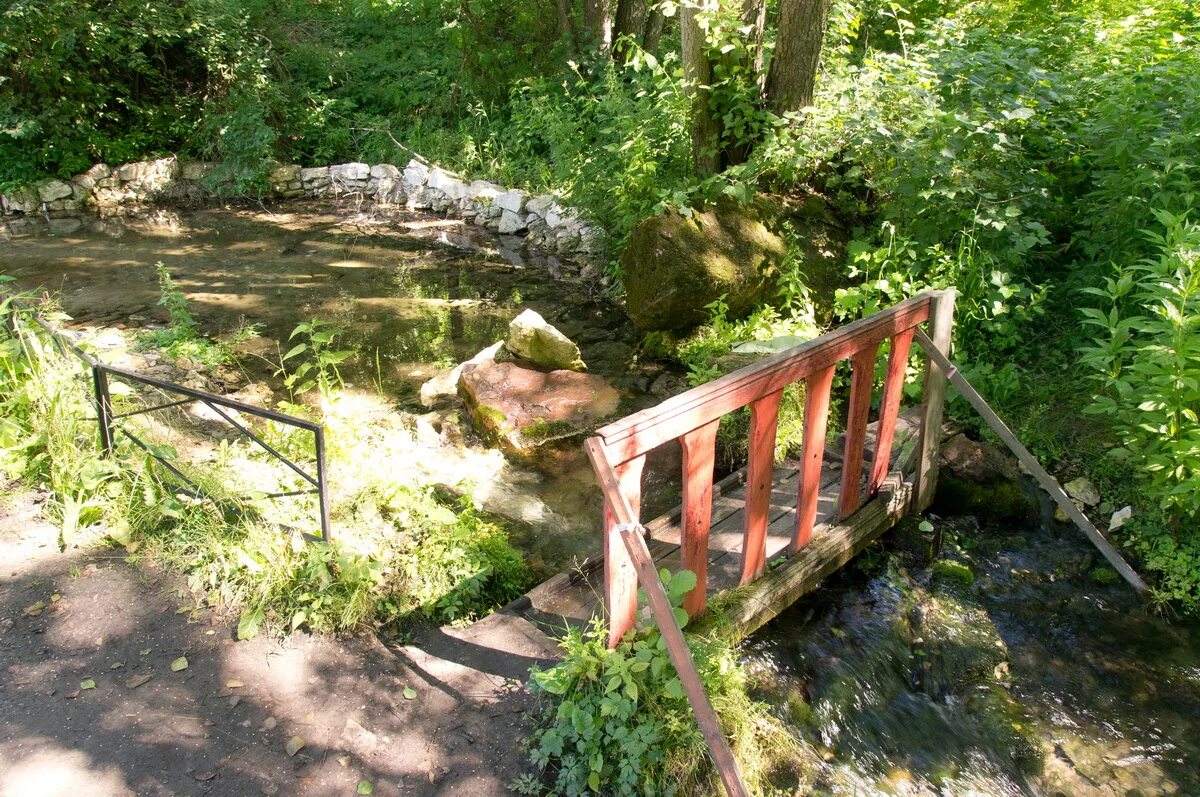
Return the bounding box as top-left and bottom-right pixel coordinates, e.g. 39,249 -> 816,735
931,559 -> 975,591
519,417 -> 576,443
1090,566 -> 1121,586
933,475 -> 1036,524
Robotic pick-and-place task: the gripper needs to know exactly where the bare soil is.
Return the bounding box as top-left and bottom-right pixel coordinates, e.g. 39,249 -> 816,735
0,487 -> 556,797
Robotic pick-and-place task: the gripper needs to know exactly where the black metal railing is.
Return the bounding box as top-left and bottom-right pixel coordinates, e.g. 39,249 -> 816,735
0,289 -> 331,541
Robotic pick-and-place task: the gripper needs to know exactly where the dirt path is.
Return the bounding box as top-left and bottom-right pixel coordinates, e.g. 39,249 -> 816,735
0,487 -> 556,797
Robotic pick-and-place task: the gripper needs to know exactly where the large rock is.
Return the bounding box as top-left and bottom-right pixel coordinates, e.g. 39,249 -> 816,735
506,309 -> 586,371
941,433 -> 1019,483
620,195 -> 844,331
458,359 -> 619,469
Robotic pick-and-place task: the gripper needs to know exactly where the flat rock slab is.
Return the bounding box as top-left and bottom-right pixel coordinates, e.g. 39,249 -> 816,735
458,359 -> 618,469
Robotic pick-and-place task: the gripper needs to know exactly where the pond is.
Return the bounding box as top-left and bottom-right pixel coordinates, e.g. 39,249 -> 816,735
0,202 -> 683,571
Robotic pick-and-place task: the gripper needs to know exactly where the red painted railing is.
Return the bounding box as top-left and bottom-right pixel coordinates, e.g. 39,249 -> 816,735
584,289 -> 957,797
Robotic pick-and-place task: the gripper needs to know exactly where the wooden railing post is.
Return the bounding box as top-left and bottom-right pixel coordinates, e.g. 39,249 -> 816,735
793,365 -> 835,551
603,454 -> 645,647
915,289 -> 956,511
839,343 -> 879,517
680,420 -> 719,617
868,327 -> 916,495
740,389 -> 783,584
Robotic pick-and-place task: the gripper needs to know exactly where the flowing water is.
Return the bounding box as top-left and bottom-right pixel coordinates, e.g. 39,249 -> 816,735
9,205 -> 1196,797
742,510 -> 1200,796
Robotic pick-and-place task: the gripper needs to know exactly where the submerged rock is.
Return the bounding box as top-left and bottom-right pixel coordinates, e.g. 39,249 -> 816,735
505,309 -> 586,372
457,358 -> 619,470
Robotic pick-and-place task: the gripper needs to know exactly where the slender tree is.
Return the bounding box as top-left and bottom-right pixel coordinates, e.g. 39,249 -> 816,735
766,0 -> 834,113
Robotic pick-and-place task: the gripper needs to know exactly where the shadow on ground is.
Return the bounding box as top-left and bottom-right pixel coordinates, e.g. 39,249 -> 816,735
0,488 -> 553,797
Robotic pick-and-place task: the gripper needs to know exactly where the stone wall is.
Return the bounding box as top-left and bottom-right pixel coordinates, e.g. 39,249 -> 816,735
0,157 -> 603,260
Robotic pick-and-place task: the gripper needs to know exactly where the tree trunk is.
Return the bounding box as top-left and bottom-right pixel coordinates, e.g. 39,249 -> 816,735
682,0 -> 722,177
642,5 -> 665,53
741,0 -> 768,89
766,0 -> 833,114
584,0 -> 614,51
613,0 -> 649,60
555,0 -> 577,52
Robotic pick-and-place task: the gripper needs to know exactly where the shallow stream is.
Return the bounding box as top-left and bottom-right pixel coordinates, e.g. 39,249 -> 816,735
743,510 -> 1200,796
8,204 -> 1197,797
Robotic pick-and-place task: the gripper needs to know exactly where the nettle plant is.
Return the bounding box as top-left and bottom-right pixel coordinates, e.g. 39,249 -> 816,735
279,319 -> 354,400
1080,208 -> 1200,523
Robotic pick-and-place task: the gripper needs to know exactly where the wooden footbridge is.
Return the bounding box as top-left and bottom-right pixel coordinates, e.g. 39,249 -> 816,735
492,287 -> 1144,796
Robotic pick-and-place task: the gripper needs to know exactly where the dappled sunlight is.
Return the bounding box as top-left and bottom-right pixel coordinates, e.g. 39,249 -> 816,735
0,743 -> 132,797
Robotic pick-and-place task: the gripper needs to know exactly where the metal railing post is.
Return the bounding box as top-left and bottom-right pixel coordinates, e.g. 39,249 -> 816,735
314,427 -> 332,542
92,365 -> 115,456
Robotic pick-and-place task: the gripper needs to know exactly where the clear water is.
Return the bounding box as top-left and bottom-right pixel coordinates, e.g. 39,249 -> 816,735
742,514 -> 1200,796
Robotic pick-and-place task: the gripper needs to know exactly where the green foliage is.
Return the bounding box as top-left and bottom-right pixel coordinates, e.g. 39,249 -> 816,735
1,281 -> 529,635
138,262 -> 257,367
1080,210 -> 1200,521
278,319 -> 354,400
0,288 -> 117,547
523,570 -> 807,796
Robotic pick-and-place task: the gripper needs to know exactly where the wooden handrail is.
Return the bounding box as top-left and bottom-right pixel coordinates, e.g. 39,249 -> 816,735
584,290 -> 958,797
596,291 -> 940,465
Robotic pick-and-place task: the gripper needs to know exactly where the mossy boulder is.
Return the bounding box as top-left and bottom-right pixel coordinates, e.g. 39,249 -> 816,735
505,309 -> 586,372
620,194 -> 845,332
457,357 -> 620,472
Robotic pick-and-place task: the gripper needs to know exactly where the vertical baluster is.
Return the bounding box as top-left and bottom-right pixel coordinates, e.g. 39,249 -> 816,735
915,289 -> 957,512
868,327 -> 916,494
740,389 -> 783,584
604,454 -> 645,647
680,420 -> 719,616
839,344 -> 879,517
793,365 -> 835,551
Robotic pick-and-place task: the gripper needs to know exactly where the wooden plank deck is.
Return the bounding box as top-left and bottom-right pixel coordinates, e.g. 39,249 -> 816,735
514,409 -> 923,637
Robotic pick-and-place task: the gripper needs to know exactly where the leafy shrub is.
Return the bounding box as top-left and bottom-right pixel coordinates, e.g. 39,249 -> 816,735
1080,209 -> 1200,522
522,570 -> 809,796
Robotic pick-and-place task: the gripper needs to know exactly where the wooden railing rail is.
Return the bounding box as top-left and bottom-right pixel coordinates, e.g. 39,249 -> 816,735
583,289 -> 957,797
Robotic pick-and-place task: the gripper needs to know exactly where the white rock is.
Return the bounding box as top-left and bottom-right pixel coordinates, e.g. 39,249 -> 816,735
370,163 -> 401,179
1064,477 -> 1101,507
427,168 -> 467,200
496,190 -> 527,214
1109,505 -> 1132,532
300,166 -> 330,183
402,159 -> 430,191
497,209 -> 528,234
525,194 -> 555,216
37,180 -> 73,202
467,180 -> 503,201
330,162 -> 370,182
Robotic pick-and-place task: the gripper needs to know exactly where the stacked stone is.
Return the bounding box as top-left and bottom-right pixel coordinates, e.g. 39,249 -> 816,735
1,156 -> 603,259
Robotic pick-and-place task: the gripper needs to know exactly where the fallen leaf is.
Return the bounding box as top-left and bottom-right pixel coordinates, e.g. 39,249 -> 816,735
229,695 -> 241,708
50,594 -> 61,603
403,687 -> 417,700
80,679 -> 96,690
193,771 -> 216,782
285,736 -> 305,757
356,779 -> 375,795
24,601 -> 45,617
170,656 -> 188,672
261,716 -> 278,731
65,690 -> 81,699
225,679 -> 245,689
126,674 -> 152,689
139,648 -> 152,656
110,662 -> 124,670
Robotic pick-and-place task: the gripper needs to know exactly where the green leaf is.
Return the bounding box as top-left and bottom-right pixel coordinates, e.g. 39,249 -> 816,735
238,608 -> 264,640
170,656 -> 188,672
80,678 -> 96,690
403,686 -> 417,700
356,780 -> 375,795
